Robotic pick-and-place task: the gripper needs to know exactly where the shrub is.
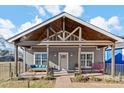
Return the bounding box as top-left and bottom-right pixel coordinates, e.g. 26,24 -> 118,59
18,77 -> 27,80
73,75 -> 102,83
42,75 -> 55,80
74,75 -> 89,82
30,77 -> 40,80
74,75 -> 83,82
94,77 -> 102,81
105,77 -> 118,83
74,72 -> 82,77
88,75 -> 96,81
82,76 -> 90,82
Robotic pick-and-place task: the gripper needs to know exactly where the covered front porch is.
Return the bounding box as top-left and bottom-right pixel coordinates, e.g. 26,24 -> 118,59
7,12 -> 123,77
19,41 -> 115,74
14,29 -> 116,77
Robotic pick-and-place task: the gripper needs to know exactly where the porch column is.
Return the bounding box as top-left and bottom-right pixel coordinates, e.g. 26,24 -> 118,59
103,47 -> 106,74
47,45 -> 49,75
23,47 -> 26,72
78,45 -> 81,73
15,45 -> 18,77
111,44 -> 115,77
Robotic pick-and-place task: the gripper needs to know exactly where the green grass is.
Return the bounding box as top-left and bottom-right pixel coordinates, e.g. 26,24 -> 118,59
0,79 -> 55,88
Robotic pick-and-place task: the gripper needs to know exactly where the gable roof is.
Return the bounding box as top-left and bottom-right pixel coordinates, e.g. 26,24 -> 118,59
7,12 -> 123,42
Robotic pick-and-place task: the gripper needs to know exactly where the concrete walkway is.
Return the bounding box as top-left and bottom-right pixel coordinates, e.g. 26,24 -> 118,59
54,75 -> 72,88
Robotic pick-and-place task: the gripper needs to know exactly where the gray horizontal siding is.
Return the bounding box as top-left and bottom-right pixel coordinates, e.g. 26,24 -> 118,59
82,47 -> 103,63
25,47 -> 104,70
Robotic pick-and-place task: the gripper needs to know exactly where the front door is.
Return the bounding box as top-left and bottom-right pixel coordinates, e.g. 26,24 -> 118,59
58,52 -> 68,71
81,52 -> 94,68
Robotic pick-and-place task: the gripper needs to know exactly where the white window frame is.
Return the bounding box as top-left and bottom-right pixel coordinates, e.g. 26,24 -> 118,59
34,52 -> 47,65
81,52 -> 94,68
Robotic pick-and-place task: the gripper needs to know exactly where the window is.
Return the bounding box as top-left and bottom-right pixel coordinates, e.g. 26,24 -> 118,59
34,52 -> 47,65
81,52 -> 94,68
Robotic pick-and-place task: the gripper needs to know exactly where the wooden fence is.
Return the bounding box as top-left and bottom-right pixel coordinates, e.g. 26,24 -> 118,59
0,62 -> 24,80
105,63 -> 124,75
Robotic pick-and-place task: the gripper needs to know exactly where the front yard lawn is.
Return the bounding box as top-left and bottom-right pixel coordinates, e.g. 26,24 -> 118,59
0,79 -> 55,88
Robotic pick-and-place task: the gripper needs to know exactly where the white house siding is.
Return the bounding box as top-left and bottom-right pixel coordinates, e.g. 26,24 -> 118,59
25,49 -> 33,65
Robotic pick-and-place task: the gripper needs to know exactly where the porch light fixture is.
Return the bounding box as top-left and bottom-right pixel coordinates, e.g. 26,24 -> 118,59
54,54 -> 57,57
96,47 -> 100,50
70,53 -> 73,57
28,47 -> 32,50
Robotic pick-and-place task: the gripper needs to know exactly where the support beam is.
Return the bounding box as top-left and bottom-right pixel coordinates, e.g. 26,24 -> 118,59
47,28 -> 49,41
64,31 -> 80,40
78,45 -> 81,73
65,27 -> 80,40
47,45 -> 49,75
49,27 -> 63,40
49,27 -> 56,34
15,45 -> 18,77
102,47 -> 106,74
23,47 -> 26,72
63,16 -> 65,41
62,16 -> 65,31
18,40 -> 114,46
111,44 -> 115,77
79,27 -> 82,41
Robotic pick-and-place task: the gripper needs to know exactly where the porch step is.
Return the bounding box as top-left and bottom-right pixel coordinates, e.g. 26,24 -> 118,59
54,70 -> 68,76
82,69 -> 103,73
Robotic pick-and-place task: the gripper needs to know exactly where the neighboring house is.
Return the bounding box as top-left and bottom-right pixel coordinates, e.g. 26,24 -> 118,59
0,50 -> 23,62
0,56 -> 15,62
7,12 -> 123,76
105,38 -> 124,75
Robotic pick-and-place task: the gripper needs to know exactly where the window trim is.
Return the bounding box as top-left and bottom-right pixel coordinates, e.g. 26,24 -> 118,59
81,52 -> 94,68
34,52 -> 47,65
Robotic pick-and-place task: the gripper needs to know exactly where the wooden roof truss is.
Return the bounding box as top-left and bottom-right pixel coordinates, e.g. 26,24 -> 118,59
43,26 -> 83,42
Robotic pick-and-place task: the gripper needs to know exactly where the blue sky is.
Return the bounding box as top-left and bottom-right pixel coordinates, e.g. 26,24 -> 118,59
0,5 -> 124,39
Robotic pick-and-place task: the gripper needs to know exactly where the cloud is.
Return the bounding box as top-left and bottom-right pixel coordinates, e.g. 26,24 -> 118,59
90,16 -> 109,31
44,5 -> 61,16
19,22 -> 32,32
0,18 -> 15,39
34,5 -> 84,17
18,16 -> 42,33
108,16 -> 122,30
32,5 -> 62,17
89,16 -> 122,31
34,16 -> 42,24
64,5 -> 84,17
33,6 -> 46,16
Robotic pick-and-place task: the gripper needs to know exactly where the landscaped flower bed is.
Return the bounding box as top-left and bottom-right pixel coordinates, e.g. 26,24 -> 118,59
71,74 -> 123,84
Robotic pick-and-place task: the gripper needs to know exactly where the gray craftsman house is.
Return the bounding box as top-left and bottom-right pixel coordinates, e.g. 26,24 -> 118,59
8,12 -> 123,76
